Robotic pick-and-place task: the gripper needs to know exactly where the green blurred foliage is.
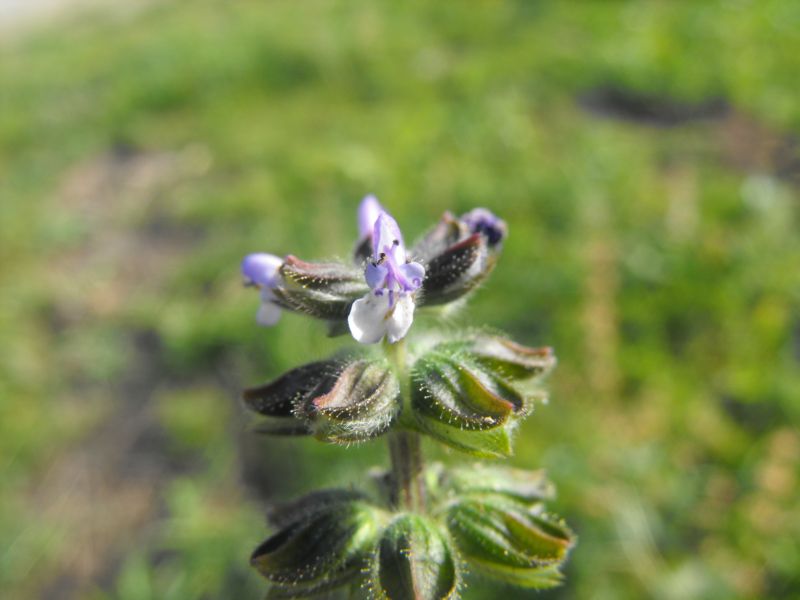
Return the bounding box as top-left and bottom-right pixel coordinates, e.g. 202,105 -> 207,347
1,0 -> 799,598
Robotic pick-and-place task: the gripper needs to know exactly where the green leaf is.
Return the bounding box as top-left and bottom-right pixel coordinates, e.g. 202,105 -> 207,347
372,514 -> 459,600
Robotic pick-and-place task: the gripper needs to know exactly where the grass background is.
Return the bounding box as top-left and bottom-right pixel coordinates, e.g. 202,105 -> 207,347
1,1 -> 799,598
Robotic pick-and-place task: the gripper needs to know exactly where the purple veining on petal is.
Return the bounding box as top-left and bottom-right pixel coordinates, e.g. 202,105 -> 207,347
461,208 -> 507,246
365,262 -> 389,288
358,195 -> 385,239
350,205 -> 425,344
373,212 -> 406,263
399,262 -> 425,289
242,253 -> 283,287
360,208 -> 426,312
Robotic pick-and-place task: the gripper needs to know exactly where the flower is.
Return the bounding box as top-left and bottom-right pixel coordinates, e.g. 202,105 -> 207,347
348,210 -> 425,344
461,208 -> 507,247
358,194 -> 385,240
242,253 -> 284,326
353,194 -> 386,264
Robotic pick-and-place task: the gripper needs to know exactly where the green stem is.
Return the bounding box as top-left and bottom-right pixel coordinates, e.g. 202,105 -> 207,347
384,338 -> 426,512
388,431 -> 425,512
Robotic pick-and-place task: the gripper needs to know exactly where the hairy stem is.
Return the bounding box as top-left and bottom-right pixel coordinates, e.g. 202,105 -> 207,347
384,338 -> 426,512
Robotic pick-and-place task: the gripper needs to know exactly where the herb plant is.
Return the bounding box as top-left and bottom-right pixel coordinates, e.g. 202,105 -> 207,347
241,197 -> 575,599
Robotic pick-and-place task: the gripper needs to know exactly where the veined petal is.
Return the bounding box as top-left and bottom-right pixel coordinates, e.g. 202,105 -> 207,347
358,195 -> 385,239
348,293 -> 389,344
385,294 -> 415,343
242,253 -> 283,287
397,261 -> 425,291
373,212 -> 406,263
365,262 -> 389,289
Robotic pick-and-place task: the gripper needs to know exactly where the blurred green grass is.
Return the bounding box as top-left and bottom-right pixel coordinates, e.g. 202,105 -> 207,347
1,1 -> 799,598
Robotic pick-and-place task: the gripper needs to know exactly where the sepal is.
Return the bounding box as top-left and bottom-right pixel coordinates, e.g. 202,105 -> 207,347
243,358 -> 400,444
411,210 -> 507,307
420,234 -> 494,306
372,514 -> 459,600
270,256 -> 369,322
299,359 -> 401,444
251,492 -> 385,597
408,335 -> 553,457
445,496 -> 574,589
442,464 -> 555,505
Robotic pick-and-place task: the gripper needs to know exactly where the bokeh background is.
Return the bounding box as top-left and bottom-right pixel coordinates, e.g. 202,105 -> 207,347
2,1 -> 799,598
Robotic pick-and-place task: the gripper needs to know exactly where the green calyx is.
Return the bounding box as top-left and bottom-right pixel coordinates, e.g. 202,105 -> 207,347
251,491 -> 385,598
372,514 -> 458,600
407,334 -> 555,457
250,466 -> 574,599
243,332 -> 555,456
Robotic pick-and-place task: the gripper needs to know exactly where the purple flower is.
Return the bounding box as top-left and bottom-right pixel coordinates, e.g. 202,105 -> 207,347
461,208 -> 507,247
348,210 -> 425,344
242,253 -> 284,326
357,194 -> 385,239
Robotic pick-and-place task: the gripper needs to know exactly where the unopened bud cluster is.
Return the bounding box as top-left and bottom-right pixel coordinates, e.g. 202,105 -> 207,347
241,197 -> 574,599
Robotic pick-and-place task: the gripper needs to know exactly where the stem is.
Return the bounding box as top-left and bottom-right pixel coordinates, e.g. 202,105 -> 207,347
383,338 -> 426,512
389,431 -> 425,512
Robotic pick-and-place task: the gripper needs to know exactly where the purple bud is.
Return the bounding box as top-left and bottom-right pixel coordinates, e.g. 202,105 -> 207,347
461,208 -> 507,247
242,253 -> 283,287
358,195 -> 385,239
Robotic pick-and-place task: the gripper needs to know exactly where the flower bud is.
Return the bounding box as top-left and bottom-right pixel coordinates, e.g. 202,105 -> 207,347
372,514 -> 458,600
445,497 -> 574,589
420,234 -> 494,306
251,494 -> 384,597
411,209 -> 507,307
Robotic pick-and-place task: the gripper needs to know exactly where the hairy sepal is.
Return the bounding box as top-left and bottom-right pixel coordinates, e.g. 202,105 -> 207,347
270,256 -> 369,321
251,497 -> 383,593
445,497 -> 574,589
372,514 -> 459,600
244,358 -> 400,445
408,335 -> 552,457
